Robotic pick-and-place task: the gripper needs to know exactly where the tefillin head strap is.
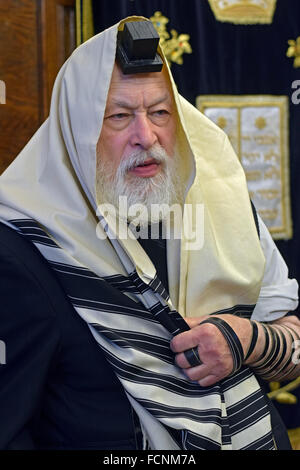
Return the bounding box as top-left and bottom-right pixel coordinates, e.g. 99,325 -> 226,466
116,20 -> 163,74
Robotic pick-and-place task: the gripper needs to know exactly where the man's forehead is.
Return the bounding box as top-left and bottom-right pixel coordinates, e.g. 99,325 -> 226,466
109,62 -> 172,90
104,63 -> 174,112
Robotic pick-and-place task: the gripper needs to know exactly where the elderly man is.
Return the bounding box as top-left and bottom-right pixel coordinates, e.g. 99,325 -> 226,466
0,17 -> 299,451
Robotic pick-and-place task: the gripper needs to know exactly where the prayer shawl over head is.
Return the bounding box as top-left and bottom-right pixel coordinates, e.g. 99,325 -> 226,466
0,17 -> 275,449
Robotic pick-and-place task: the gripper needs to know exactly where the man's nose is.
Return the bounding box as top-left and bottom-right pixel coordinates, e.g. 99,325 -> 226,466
130,114 -> 157,150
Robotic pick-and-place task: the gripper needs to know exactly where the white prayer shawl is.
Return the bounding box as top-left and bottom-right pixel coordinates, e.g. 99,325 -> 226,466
0,16 -> 293,449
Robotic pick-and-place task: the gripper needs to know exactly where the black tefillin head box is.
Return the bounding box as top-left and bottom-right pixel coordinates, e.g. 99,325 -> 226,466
116,20 -> 163,74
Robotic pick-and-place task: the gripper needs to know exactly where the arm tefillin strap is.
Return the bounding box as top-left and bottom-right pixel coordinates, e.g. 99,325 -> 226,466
245,320 -> 300,380
116,21 -> 163,74
244,320 -> 259,361
193,315 -> 298,379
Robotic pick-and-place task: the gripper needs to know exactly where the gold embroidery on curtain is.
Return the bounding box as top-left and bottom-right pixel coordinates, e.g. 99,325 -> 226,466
208,0 -> 277,25
150,11 -> 192,66
287,37 -> 300,68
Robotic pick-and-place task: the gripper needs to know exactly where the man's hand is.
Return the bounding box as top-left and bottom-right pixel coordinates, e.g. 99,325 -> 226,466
170,315 -> 253,387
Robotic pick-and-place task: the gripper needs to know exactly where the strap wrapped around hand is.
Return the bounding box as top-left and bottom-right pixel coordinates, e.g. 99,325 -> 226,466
184,347 -> 202,367
200,316 -> 244,374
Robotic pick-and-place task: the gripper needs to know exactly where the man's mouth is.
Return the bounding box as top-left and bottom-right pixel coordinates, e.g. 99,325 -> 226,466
129,158 -> 161,177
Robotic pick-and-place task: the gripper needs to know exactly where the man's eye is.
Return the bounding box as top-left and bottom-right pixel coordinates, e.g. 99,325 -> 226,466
109,113 -> 130,120
152,109 -> 169,116
150,109 -> 171,125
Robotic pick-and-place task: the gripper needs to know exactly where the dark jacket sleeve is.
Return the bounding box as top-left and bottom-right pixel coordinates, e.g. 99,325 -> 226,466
0,224 -> 61,449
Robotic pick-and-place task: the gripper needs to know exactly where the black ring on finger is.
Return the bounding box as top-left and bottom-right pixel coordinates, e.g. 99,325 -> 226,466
183,347 -> 202,367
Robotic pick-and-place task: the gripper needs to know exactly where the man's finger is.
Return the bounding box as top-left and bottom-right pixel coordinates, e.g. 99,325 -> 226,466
170,327 -> 201,353
175,349 -> 201,369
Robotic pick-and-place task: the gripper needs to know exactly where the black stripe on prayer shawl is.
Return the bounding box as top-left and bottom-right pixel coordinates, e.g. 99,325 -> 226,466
9,218 -> 43,226
90,324 -> 175,364
51,262 -> 141,294
220,371 -> 273,442
220,424 -> 232,446
69,296 -> 160,324
128,271 -> 170,301
183,430 -> 222,451
148,275 -> 169,301
136,398 -> 222,424
100,345 -> 221,397
222,366 -> 254,390
128,271 -> 152,294
219,396 -> 236,447
49,261 -> 105,280
10,219 -> 60,248
21,231 -> 58,247
149,302 -> 189,336
24,237 -> 58,248
103,274 -> 142,293
240,431 -> 274,450
226,393 -> 271,433
51,265 -> 145,304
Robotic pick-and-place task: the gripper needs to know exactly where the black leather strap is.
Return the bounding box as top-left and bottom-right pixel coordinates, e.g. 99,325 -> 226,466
200,317 -> 244,373
244,320 -> 259,361
184,347 -> 202,367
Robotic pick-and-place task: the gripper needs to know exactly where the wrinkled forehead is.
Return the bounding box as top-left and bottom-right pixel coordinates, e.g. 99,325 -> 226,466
106,62 -> 175,103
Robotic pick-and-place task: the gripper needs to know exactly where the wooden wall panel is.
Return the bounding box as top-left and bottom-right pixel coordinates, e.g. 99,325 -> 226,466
0,0 -> 76,174
0,0 -> 40,173
38,0 -> 76,120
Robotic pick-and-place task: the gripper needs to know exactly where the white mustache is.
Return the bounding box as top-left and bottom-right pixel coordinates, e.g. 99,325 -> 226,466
118,144 -> 168,176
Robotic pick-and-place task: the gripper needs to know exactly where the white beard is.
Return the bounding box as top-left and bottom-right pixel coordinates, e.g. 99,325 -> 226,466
96,143 -> 185,228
